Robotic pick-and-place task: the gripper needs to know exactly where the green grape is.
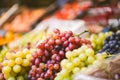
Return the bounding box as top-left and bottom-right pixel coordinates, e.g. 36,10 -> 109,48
4,73 -> 11,80
17,76 -> 25,80
85,48 -> 94,56
13,65 -> 21,73
72,49 -> 79,57
0,46 -> 9,62
15,57 -> 23,65
77,48 -> 85,54
2,66 -> 11,74
66,51 -> 74,60
22,59 -> 29,67
6,52 -> 14,60
72,58 -> 81,66
16,51 -> 24,58
8,60 -> 15,67
54,76 -> 63,80
86,56 -> 95,64
26,54 -> 32,60
2,60 -> 8,66
60,69 -> 69,77
22,48 -> 30,56
79,54 -> 87,61
72,67 -> 80,74
8,77 -> 15,80
61,59 -> 69,68
66,62 -> 74,71
80,45 -> 88,51
63,77 -> 72,80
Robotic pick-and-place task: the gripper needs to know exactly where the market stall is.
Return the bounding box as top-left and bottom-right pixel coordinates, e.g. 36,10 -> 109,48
0,0 -> 120,80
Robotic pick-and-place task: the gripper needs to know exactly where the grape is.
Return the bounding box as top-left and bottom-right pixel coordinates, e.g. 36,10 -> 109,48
15,58 -> 23,65
2,48 -> 32,80
56,45 -> 107,80
13,65 -> 21,73
2,66 -> 11,74
66,62 -> 74,71
86,56 -> 95,64
16,51 -> 24,58
72,67 -> 80,74
17,76 -> 24,80
6,52 -> 14,60
29,29 -> 92,80
89,32 -> 113,52
79,54 -> 87,61
61,59 -> 69,68
2,60 -> 8,66
26,54 -> 32,60
72,58 -> 81,66
8,60 -> 15,67
98,32 -> 120,54
0,46 -> 9,62
85,48 -> 94,56
8,77 -> 16,80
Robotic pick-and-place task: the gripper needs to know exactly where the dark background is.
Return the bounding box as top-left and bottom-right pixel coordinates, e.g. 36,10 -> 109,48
0,0 -> 56,8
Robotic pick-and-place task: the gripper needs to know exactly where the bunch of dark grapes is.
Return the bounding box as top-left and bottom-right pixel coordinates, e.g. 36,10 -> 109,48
99,32 -> 120,54
28,29 -> 92,80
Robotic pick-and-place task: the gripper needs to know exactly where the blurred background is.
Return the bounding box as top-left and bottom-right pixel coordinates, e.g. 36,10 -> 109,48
0,0 -> 119,46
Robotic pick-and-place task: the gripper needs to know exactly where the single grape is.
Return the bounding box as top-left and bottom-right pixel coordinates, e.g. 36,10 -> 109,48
13,65 -> 21,73
8,76 -> 16,80
15,58 -> 23,65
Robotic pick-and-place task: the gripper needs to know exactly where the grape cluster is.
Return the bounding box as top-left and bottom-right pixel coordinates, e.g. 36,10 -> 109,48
0,46 -> 9,62
55,46 -> 108,80
99,32 -> 120,54
2,48 -> 33,80
89,32 -> 112,52
28,29 -> 92,80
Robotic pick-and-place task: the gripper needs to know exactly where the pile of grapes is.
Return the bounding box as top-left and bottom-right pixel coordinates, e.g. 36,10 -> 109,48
0,28 -> 119,80
89,32 -> 112,52
2,48 -> 33,80
28,29 -> 92,80
99,32 -> 120,54
55,46 -> 107,80
0,46 -> 9,62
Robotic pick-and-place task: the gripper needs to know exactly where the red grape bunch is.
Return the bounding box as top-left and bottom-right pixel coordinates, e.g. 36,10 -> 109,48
28,29 -> 92,80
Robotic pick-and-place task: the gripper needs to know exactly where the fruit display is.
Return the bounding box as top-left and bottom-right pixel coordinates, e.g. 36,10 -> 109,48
0,0 -> 120,80
28,29 -> 92,80
0,28 -> 119,80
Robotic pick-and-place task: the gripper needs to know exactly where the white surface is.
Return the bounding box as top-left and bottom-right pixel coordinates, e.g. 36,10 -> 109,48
34,18 -> 89,37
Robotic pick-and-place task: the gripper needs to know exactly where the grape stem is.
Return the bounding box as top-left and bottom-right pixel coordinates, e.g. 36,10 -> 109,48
74,30 -> 89,37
